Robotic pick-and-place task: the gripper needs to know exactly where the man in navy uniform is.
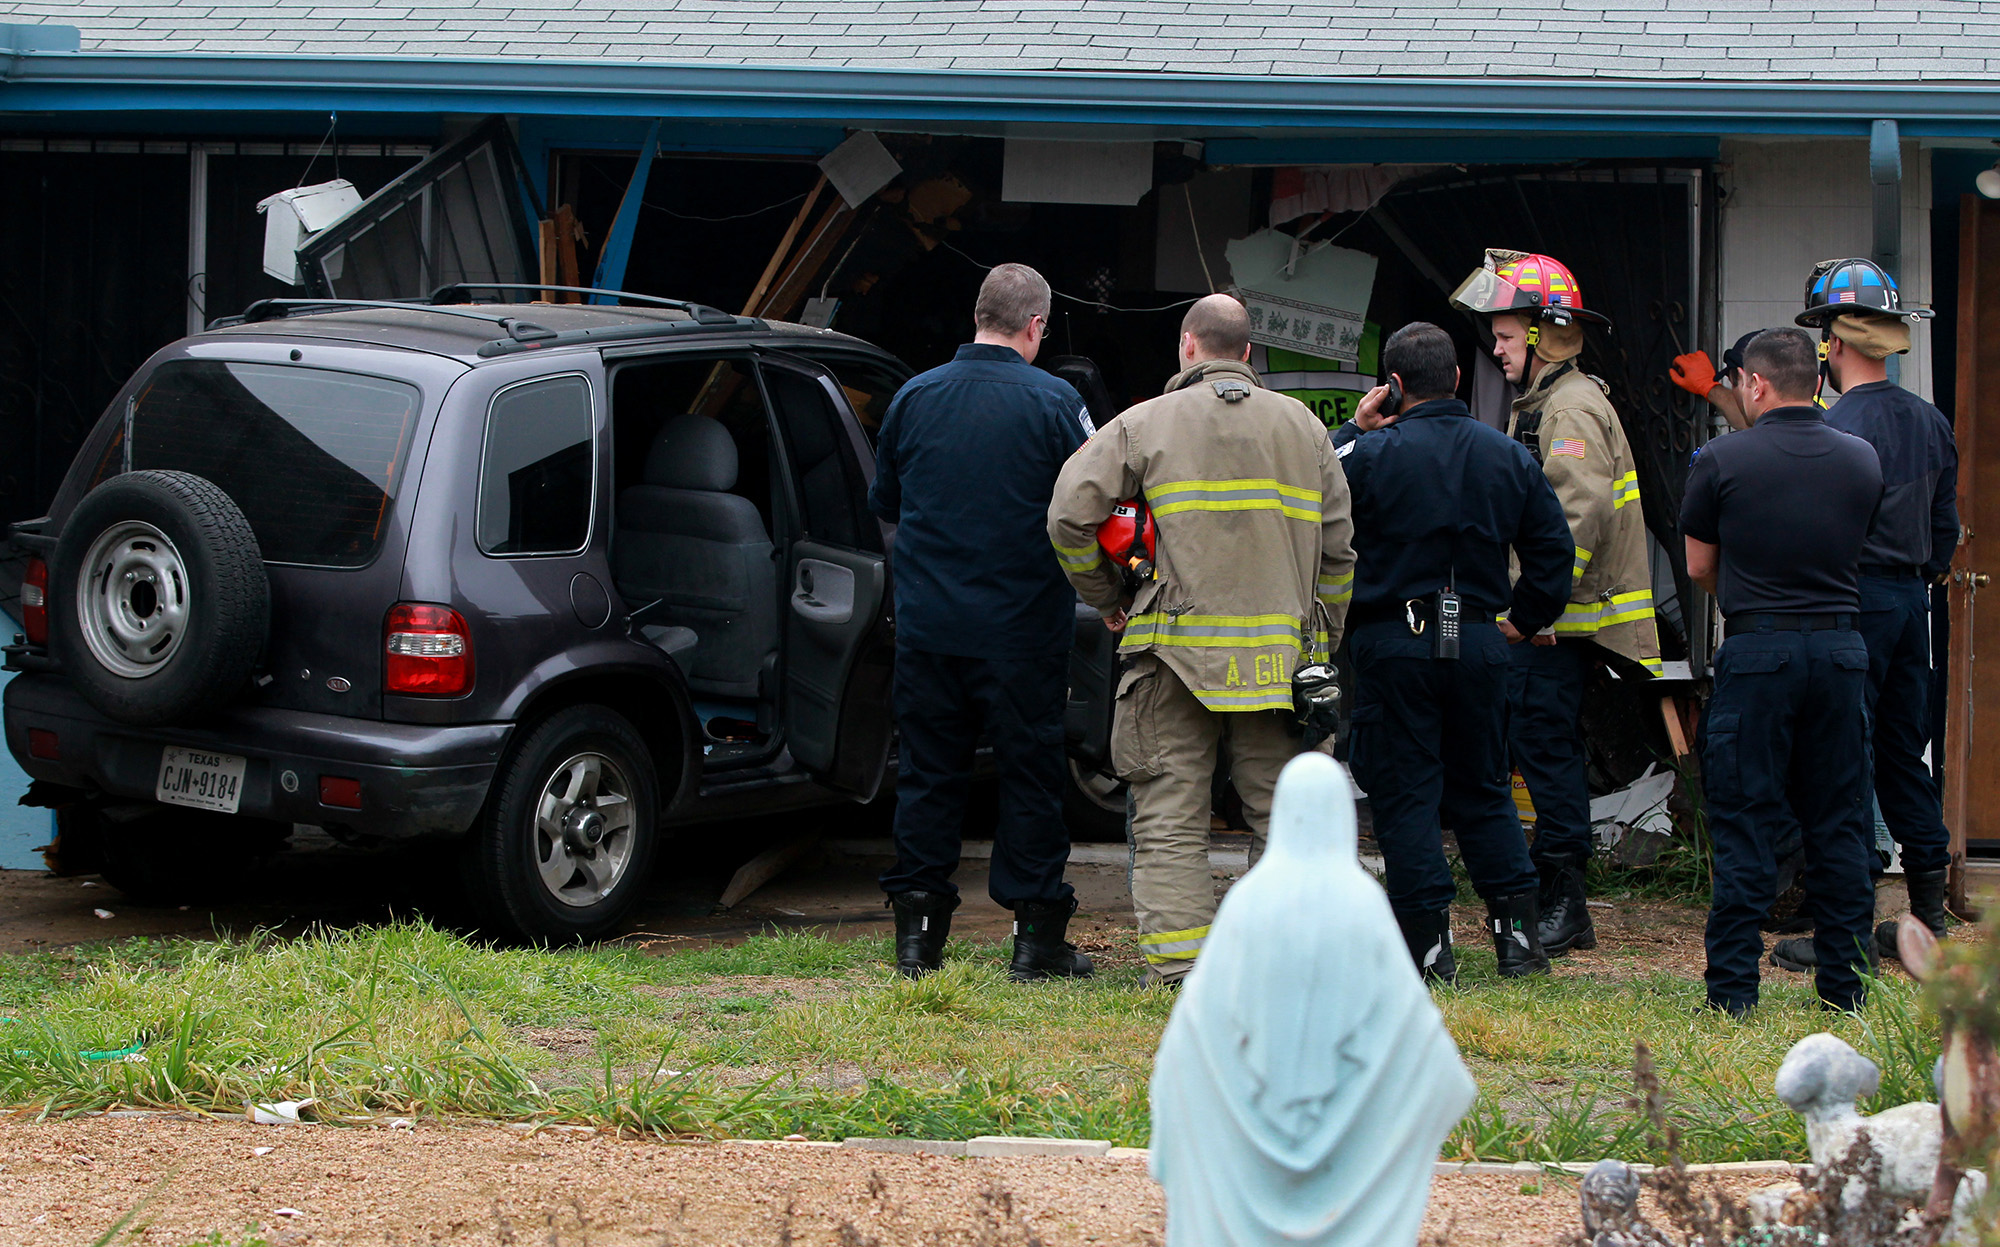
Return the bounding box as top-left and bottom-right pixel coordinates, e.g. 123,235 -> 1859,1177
869,263 -> 1097,983
1767,258 -> 1959,975
1680,327 -> 1884,1016
1338,322 -> 1575,984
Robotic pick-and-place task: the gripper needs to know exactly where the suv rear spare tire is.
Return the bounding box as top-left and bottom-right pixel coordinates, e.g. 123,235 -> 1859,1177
49,471 -> 269,727
462,704 -> 661,944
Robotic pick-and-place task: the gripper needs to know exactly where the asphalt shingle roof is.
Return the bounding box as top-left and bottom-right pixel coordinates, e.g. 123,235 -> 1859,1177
2,0 -> 1997,82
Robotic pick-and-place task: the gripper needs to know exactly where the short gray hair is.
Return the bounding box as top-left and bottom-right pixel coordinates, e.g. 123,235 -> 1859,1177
973,263 -> 1052,335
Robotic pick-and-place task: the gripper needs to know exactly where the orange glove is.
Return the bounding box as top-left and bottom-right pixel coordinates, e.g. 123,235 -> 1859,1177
1670,351 -> 1717,398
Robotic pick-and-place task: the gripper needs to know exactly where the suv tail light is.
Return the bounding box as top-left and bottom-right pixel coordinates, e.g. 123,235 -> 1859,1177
20,557 -> 47,645
384,602 -> 474,696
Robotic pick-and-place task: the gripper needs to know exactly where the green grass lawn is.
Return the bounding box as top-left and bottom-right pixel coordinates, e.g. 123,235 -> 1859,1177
0,918 -> 1941,1163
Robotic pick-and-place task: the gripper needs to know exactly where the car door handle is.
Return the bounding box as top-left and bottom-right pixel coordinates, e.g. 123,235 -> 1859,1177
792,558 -> 855,624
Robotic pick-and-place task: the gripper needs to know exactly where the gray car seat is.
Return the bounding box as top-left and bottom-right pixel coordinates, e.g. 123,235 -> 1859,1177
615,414 -> 779,698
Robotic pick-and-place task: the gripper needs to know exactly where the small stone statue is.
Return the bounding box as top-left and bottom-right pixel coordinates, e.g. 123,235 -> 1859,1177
1578,1159 -> 1675,1247
1776,1033 -> 1946,1202
1770,1030 -> 1989,1243
1149,752 -> 1476,1246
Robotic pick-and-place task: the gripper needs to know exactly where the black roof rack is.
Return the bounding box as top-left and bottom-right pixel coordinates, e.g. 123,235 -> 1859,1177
473,315 -> 766,359
216,298 -> 557,344
428,283 -> 738,326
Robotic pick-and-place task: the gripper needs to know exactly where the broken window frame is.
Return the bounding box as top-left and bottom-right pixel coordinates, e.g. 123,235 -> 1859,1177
296,117 -> 543,302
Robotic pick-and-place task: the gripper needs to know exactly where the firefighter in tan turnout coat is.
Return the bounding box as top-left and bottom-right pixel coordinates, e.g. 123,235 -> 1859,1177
1452,249 -> 1660,957
1048,294 -> 1356,985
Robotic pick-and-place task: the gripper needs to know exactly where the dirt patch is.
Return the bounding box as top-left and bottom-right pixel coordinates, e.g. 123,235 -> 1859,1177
635,975 -> 855,1005
0,1115 -> 1782,1245
514,1026 -> 598,1057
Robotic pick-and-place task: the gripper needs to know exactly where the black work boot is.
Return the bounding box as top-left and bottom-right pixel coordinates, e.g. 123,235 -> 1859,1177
1396,908 -> 1458,986
1009,897 -> 1094,982
1877,868 -> 1952,959
1488,892 -> 1552,978
1535,857 -> 1597,956
889,891 -> 958,979
1772,930 -> 1878,977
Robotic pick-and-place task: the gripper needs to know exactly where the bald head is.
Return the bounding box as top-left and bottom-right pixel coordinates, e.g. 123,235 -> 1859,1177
1180,294 -> 1252,364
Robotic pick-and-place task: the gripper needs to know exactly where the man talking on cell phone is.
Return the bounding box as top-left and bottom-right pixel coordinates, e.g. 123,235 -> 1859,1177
1336,322 -> 1574,986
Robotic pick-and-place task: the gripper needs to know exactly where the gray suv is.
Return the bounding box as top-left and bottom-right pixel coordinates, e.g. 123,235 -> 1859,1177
4,287 -> 1122,941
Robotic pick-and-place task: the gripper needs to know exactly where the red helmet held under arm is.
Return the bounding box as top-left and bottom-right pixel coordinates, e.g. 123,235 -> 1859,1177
1097,499 -> 1156,580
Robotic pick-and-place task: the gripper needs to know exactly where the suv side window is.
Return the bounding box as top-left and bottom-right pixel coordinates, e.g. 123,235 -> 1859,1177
478,374 -> 594,556
761,363 -> 877,552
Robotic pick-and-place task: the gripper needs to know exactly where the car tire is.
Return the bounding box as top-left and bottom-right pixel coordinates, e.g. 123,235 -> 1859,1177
1063,759 -> 1129,843
95,808 -> 290,905
49,471 -> 269,727
461,704 -> 661,944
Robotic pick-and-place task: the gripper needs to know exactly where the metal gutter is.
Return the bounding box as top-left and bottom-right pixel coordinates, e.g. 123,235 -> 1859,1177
5,53 -> 2000,136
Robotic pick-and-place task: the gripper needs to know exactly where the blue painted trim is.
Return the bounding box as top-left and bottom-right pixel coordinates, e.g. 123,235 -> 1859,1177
6,53 -> 2000,135
589,118 -> 660,300
1206,135 -> 1723,165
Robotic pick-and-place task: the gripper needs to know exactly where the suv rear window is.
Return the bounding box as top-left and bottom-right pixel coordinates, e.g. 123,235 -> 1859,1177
126,360 -> 421,567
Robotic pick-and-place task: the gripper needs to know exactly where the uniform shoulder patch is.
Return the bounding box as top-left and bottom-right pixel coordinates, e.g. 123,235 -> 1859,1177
1335,439 -> 1356,459
1076,406 -> 1097,437
1550,438 -> 1587,458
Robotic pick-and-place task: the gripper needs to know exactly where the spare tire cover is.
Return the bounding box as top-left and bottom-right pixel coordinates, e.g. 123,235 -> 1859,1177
49,470 -> 270,727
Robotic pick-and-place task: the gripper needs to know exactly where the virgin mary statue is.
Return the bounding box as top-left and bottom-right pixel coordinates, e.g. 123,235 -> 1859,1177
1150,752 -> 1476,1246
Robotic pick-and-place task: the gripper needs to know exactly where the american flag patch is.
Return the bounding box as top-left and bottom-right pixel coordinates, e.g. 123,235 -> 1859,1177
1550,438 -> 1587,458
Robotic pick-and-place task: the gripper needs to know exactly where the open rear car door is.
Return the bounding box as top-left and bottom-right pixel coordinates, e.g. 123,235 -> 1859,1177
758,353 -> 894,801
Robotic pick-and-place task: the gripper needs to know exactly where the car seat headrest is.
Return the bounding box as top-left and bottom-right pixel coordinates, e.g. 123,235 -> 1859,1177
644,414 -> 738,493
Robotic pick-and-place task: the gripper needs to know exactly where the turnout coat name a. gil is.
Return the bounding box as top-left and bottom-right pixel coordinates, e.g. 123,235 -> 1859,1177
1048,359 -> 1357,712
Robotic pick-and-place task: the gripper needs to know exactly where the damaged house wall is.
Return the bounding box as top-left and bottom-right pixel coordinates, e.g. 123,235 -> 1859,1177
1719,137 -> 1935,400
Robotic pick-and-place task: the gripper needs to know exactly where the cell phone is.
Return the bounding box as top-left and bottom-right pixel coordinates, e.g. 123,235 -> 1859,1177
1386,375 -> 1404,411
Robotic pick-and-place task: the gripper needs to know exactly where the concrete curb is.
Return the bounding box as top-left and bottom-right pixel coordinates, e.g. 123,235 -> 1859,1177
1434,1159 -> 1798,1178
66,1112 -> 1803,1180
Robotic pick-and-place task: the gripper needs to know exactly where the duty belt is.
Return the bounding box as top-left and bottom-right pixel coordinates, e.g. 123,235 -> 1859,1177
1722,612 -> 1857,638
1349,600 -> 1499,631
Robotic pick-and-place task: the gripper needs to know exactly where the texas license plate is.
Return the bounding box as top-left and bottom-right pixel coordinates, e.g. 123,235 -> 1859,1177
155,747 -> 247,814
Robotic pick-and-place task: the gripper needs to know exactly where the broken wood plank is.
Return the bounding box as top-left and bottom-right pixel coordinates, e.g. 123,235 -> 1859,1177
761,202 -> 864,322
553,204 -> 583,300
717,834 -> 821,910
740,173 -> 827,316
1660,694 -> 1691,759
538,217 -> 559,302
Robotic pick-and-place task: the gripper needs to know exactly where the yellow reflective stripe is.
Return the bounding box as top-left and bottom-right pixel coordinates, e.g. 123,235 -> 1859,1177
1145,478 -> 1322,523
1572,546 -> 1593,579
1552,590 -> 1656,634
1052,539 -> 1104,572
1138,925 -> 1211,964
1190,687 -> 1295,711
1317,571 -> 1355,608
1123,612 -> 1304,648
1637,654 -> 1664,677
1612,471 -> 1641,510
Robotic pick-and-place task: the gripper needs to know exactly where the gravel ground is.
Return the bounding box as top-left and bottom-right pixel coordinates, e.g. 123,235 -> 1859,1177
0,1116 -> 1777,1246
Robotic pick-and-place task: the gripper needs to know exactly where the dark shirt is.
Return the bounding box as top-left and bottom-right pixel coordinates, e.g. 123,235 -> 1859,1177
1823,380 -> 1959,579
868,343 -> 1092,658
1680,406 -> 1884,616
1336,398 -> 1574,635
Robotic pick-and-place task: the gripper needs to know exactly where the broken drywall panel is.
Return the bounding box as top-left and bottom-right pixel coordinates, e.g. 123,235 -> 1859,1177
1002,139 -> 1153,206
820,132 -> 903,208
1226,230 -> 1378,364
1155,168 -> 1254,294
